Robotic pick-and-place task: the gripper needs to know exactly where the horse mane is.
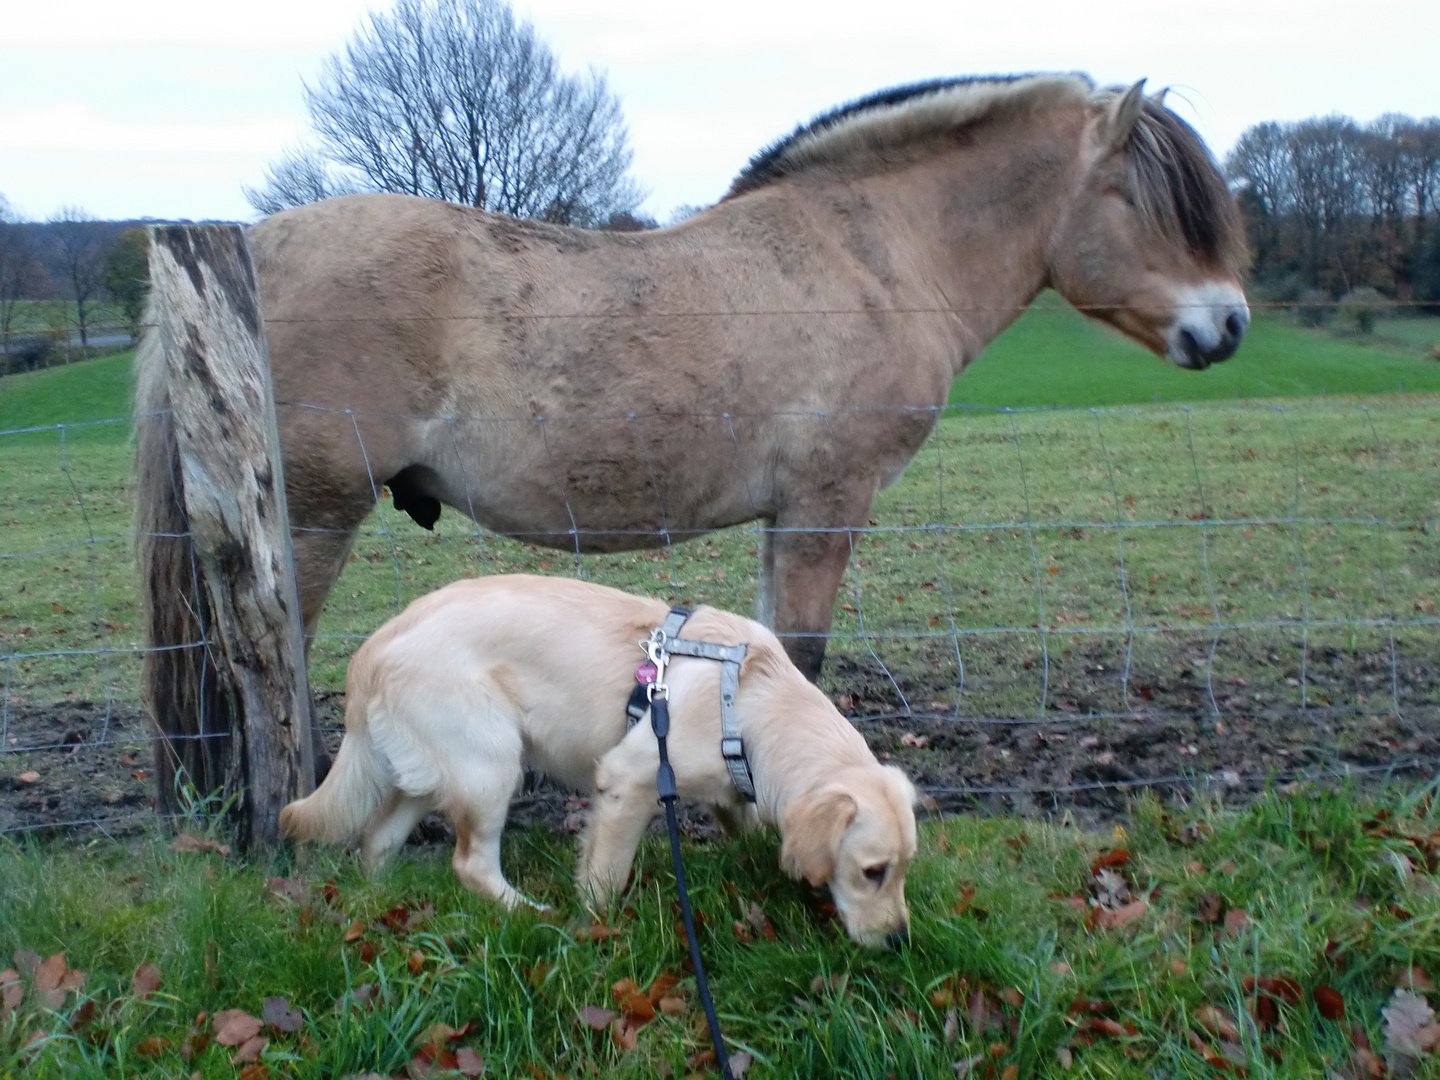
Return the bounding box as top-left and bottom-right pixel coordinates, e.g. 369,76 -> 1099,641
727,72 -> 1247,275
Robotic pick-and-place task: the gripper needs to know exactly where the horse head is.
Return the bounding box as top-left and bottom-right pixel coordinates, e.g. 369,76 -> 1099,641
1048,81 -> 1250,370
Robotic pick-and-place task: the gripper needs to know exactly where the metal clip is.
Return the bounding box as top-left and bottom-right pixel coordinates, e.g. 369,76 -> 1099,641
642,630 -> 670,701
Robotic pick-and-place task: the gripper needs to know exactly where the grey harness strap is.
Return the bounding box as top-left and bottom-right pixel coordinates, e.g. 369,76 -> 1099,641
627,606 -> 756,803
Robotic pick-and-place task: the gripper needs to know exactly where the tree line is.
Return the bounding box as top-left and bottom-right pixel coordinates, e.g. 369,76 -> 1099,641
0,199 -> 151,370
1226,113 -> 1440,307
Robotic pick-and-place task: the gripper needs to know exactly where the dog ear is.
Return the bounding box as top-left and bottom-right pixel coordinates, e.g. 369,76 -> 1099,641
780,788 -> 857,886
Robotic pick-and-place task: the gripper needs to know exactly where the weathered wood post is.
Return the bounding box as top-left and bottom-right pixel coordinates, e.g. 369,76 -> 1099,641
141,223 -> 313,848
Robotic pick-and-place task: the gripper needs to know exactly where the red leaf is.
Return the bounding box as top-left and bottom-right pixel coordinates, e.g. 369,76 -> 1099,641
135,1036 -> 169,1057
1314,985 -> 1346,1021
1091,849 -> 1131,874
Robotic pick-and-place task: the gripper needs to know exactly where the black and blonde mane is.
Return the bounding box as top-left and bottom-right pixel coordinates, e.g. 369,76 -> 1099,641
728,72 -> 1246,274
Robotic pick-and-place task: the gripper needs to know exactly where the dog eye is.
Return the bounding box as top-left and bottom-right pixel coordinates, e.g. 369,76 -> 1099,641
863,864 -> 888,885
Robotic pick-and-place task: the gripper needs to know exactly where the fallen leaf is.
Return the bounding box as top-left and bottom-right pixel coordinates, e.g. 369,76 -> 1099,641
131,963 -> 162,999
1171,957 -> 1188,977
952,1054 -> 984,1077
262,995 -> 304,1033
1196,892 -> 1226,923
342,920 -> 366,942
1096,898 -> 1147,930
455,1046 -> 485,1077
213,1009 -> 264,1046
573,923 -> 623,942
1224,908 -> 1252,939
1384,987 -> 1440,1064
1055,1045 -> 1073,1070
1393,966 -> 1436,993
135,1036 -> 169,1057
745,902 -> 777,941
1091,868 -> 1131,909
238,1066 -> 270,1080
610,1017 -> 638,1050
727,1050 -> 753,1077
658,995 -> 687,1017
1,969 -> 22,1013
944,1006 -> 960,1045
231,1034 -> 268,1064
1050,962 -> 1072,975
577,1006 -> 614,1031
170,834 -> 231,856
1314,985 -> 1346,1021
1196,1005 -> 1242,1042
18,772 -> 39,784
12,951 -> 41,977
33,953 -> 69,1008
1091,849 -> 1130,874
900,733 -> 929,748
408,949 -> 425,975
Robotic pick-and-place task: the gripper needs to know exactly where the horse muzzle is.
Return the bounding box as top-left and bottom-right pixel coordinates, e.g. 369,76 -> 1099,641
1166,284 -> 1250,370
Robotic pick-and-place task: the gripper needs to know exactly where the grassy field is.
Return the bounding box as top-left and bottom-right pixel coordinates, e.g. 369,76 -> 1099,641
5,306 -> 1440,1078
5,785 -> 1440,1078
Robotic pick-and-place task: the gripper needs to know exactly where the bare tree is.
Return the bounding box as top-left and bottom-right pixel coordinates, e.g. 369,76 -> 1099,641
0,195 -> 43,351
47,206 -> 107,356
244,149 -> 366,217
252,0 -> 641,224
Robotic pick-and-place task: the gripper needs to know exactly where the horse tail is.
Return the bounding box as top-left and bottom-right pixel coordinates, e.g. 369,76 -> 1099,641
135,295 -> 236,808
278,680 -> 388,844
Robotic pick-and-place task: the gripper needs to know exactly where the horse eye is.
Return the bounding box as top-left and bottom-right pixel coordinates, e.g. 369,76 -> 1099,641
863,864 -> 888,885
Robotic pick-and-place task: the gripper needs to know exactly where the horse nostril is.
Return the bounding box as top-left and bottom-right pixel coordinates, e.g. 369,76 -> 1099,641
884,928 -> 910,950
1225,311 -> 1246,340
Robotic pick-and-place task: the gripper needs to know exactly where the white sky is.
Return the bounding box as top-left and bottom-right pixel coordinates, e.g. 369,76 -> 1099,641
3,0 -> 1439,223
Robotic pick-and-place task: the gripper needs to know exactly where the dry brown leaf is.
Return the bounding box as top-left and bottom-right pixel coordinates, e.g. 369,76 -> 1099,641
213,1009 -> 264,1046
952,1054 -> 984,1078
1171,957 -> 1188,977
342,920 -> 366,942
944,1006 -> 960,1045
262,995 -> 304,1033
1224,907 -> 1252,939
231,1034 -> 268,1064
12,951 -> 41,977
238,1065 -> 270,1080
1,969 -> 22,1014
1393,966 -> 1437,993
577,1006 -> 614,1031
454,1046 -> 485,1077
1050,962 -> 1072,975
130,962 -> 162,999
1196,892 -> 1226,923
169,834 -> 231,856
18,772 -> 39,784
135,1036 -> 169,1057
265,877 -> 309,904
408,949 -> 425,975
1055,1045 -> 1073,1069
745,902 -> 777,941
573,923 -> 623,942
1096,898 -> 1147,930
1196,1005 -> 1242,1042
658,995 -> 687,1018
610,1017 -> 638,1050
1383,986 -> 1440,1070
1091,868 -> 1131,908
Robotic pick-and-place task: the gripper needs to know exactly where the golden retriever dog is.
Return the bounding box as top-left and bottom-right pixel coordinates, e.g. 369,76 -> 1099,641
279,575 -> 918,947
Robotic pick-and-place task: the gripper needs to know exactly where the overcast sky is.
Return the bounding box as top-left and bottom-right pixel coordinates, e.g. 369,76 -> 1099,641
4,0 -> 1439,223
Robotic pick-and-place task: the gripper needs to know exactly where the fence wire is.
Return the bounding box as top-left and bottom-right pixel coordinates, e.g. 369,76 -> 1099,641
4,380 -> 1440,836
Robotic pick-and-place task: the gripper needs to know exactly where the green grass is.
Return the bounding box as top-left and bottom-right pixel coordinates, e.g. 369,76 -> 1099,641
0,352 -> 136,444
4,785 -> 1439,1078
952,298 -> 1440,407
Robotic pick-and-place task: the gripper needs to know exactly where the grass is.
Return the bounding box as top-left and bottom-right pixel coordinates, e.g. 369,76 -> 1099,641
4,784 -> 1440,1078
952,297 -> 1440,408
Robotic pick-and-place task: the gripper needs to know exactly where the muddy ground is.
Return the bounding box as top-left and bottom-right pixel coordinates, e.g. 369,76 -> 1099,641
3,639 -> 1438,842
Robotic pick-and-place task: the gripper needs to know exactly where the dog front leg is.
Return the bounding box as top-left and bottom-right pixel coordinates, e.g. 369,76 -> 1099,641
578,766 -> 658,908
709,800 -> 760,838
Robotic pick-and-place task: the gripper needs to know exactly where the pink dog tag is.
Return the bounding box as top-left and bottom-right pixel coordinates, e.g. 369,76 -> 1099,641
636,661 -> 659,685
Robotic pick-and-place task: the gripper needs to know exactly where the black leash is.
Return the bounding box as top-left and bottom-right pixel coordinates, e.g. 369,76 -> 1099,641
650,693 -> 735,1080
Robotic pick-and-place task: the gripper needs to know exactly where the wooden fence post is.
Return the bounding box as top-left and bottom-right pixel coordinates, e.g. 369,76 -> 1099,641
144,223 -> 313,848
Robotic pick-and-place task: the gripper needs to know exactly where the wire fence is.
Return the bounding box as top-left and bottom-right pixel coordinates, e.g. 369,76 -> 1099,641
4,363 -> 1440,836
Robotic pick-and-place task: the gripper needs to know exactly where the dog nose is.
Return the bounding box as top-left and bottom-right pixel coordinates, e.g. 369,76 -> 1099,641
884,927 -> 910,950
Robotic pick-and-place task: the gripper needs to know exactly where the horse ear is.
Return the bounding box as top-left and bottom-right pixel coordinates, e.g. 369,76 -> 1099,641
1149,85 -> 1169,108
780,789 -> 857,886
1101,79 -> 1147,153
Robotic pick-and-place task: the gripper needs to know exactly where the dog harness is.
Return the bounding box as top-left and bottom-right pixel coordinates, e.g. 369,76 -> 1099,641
626,606 -> 756,803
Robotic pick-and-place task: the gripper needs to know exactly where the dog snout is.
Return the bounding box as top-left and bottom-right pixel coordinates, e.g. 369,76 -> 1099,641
884,926 -> 910,950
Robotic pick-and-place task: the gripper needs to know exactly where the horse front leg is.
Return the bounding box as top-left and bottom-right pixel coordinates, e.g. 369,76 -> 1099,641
766,515 -> 863,682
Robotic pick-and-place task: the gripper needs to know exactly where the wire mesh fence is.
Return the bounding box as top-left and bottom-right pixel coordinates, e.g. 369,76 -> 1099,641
4,373 -> 1440,835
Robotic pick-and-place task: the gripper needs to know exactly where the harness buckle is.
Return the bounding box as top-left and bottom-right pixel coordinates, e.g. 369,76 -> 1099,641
720,737 -> 745,760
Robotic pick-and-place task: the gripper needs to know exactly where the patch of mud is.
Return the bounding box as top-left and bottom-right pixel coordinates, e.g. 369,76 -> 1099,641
4,639 -> 1438,843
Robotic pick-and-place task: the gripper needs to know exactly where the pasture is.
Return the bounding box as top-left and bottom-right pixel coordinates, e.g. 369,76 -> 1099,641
4,305 -> 1440,1078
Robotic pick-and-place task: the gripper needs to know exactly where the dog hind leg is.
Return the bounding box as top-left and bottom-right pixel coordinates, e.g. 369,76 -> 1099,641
360,791 -> 432,874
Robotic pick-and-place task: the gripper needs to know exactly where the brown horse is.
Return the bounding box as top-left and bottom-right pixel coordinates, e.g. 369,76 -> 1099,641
138,74 -> 1247,782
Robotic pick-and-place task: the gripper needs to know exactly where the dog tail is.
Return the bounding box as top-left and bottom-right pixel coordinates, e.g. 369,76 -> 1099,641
279,687 -> 389,844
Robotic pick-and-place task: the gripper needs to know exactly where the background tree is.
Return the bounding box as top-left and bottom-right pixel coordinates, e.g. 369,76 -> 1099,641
246,0 -> 641,225
47,206 -> 107,357
243,149 -> 366,217
0,195 -> 44,352
102,228 -> 151,336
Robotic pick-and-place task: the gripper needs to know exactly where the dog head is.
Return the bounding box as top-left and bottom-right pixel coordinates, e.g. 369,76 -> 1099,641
779,764 -> 918,947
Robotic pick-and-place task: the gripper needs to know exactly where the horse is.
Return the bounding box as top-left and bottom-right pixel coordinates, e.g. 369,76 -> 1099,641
138,72 -> 1247,794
